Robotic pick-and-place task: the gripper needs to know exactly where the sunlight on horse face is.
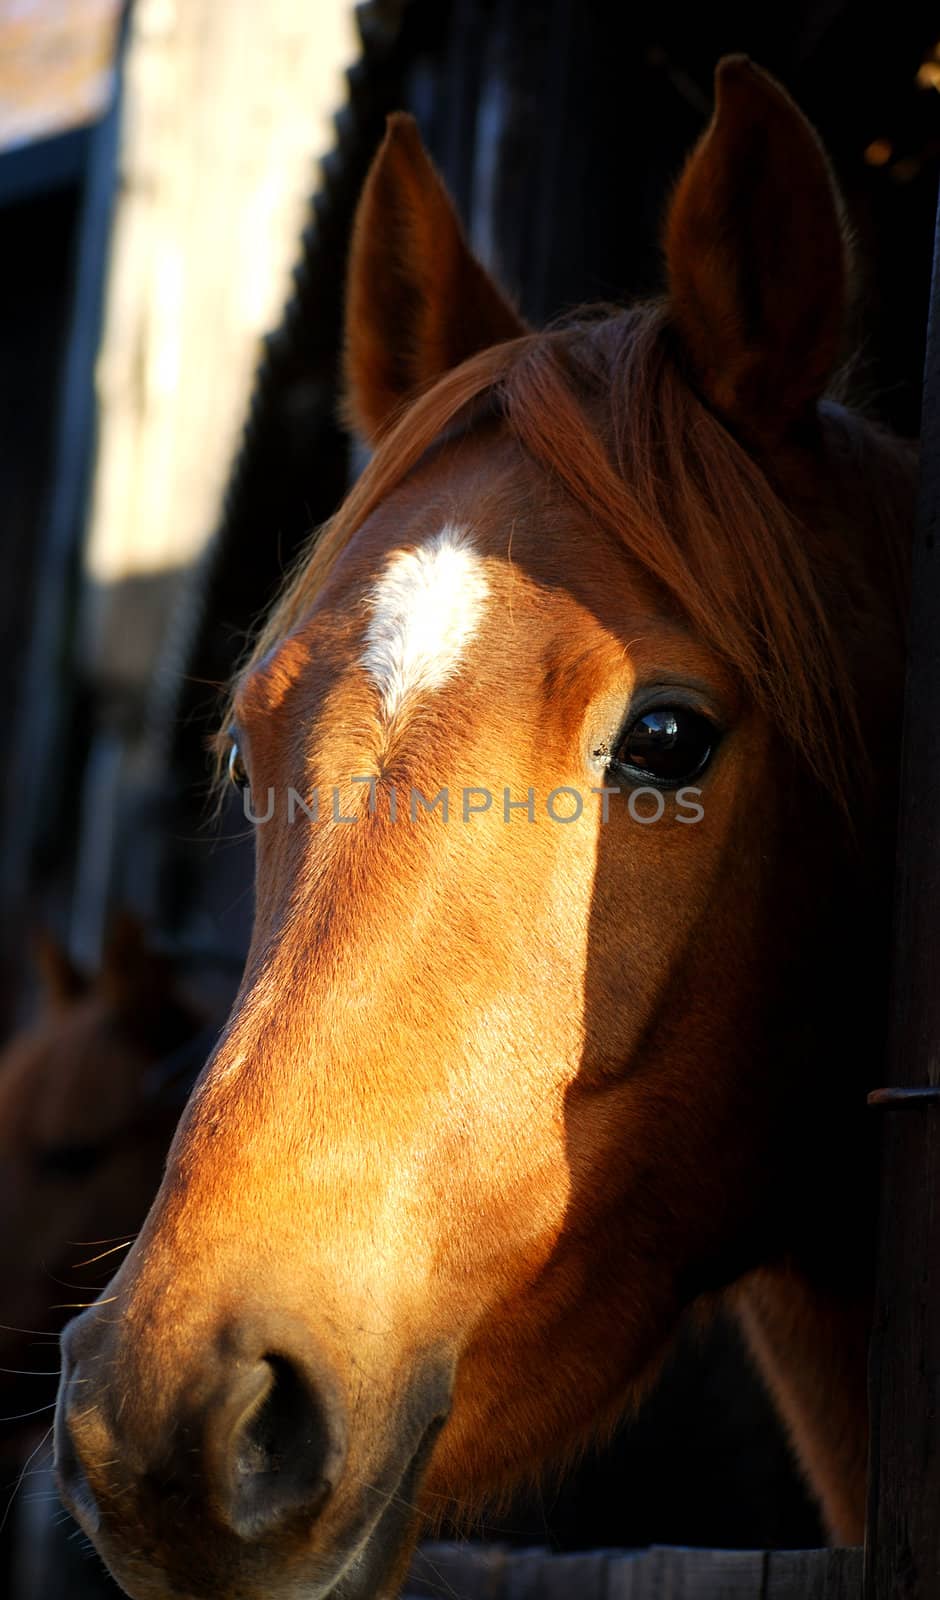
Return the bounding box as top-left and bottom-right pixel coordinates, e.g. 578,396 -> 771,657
56,60 -> 913,1600
69,434 -> 775,1600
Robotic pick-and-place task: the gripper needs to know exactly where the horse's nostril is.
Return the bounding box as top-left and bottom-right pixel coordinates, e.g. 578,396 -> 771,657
235,1355 -> 321,1480
220,1353 -> 344,1538
54,1363 -> 102,1536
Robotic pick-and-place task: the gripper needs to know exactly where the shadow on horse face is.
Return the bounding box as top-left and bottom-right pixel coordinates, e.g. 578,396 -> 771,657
56,60 -> 913,1599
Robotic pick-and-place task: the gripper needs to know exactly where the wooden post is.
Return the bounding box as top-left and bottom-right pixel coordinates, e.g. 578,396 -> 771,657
865,188 -> 940,1598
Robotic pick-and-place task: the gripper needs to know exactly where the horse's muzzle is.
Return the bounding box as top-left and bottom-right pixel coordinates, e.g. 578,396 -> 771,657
55,1306 -> 452,1599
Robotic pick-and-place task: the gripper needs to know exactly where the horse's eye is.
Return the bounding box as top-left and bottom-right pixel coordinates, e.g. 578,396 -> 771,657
228,741 -> 249,790
611,706 -> 716,786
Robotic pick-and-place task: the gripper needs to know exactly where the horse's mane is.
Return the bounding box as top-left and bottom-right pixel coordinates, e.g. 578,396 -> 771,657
224,304 -> 913,807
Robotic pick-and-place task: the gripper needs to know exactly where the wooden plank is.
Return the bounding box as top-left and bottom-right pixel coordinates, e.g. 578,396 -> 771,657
609,1545 -> 765,1599
406,1542 -> 861,1598
767,1546 -> 862,1599
504,1548 -> 556,1600
603,1553 -> 643,1600
527,1551 -> 612,1599
865,192 -> 940,1600
408,1541 -> 510,1599
63,0 -> 358,961
651,1545 -> 766,1598
81,0 -> 357,692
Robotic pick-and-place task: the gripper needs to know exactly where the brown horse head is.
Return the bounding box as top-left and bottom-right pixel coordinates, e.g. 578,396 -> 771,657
0,916 -> 203,1439
56,60 -> 914,1597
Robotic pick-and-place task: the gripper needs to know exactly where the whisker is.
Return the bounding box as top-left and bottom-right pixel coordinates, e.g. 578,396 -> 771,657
0,1422 -> 54,1534
0,1400 -> 58,1424
65,1235 -> 135,1249
50,1297 -> 118,1311
408,1545 -> 467,1600
0,1322 -> 60,1339
0,1366 -> 61,1377
71,1240 -> 135,1270
43,1274 -> 113,1293
66,1405 -> 99,1427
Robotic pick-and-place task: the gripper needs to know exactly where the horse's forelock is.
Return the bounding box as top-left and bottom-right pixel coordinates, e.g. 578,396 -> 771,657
217,306 -> 909,810
502,310 -> 867,806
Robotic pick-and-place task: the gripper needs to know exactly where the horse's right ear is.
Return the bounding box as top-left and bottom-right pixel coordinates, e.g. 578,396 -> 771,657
664,57 -> 847,448
344,113 -> 526,442
35,931 -> 88,1010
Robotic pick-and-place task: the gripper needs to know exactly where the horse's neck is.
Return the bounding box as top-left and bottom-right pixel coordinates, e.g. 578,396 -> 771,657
733,1264 -> 871,1544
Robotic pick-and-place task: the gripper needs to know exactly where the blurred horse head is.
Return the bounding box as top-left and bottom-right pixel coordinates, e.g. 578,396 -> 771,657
0,915 -> 209,1443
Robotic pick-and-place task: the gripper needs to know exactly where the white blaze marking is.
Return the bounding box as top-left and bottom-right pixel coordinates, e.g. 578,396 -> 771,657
362,523 -> 489,720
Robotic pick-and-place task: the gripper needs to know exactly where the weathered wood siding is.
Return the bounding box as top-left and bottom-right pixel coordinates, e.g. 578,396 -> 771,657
80,0 -> 356,691
405,1542 -> 863,1599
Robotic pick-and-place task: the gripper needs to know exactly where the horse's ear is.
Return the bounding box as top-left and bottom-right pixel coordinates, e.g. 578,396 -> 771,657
664,56 -> 847,448
35,931 -> 88,1010
344,113 -> 526,441
100,911 -> 200,1052
100,911 -> 171,1017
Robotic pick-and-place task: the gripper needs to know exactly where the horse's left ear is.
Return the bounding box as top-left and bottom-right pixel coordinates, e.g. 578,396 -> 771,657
101,911 -> 199,1052
100,911 -> 171,1017
664,56 -> 848,448
35,930 -> 88,1011
344,113 -> 527,441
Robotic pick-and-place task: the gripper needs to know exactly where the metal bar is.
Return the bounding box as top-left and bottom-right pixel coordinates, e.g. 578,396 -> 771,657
868,1086 -> 940,1108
